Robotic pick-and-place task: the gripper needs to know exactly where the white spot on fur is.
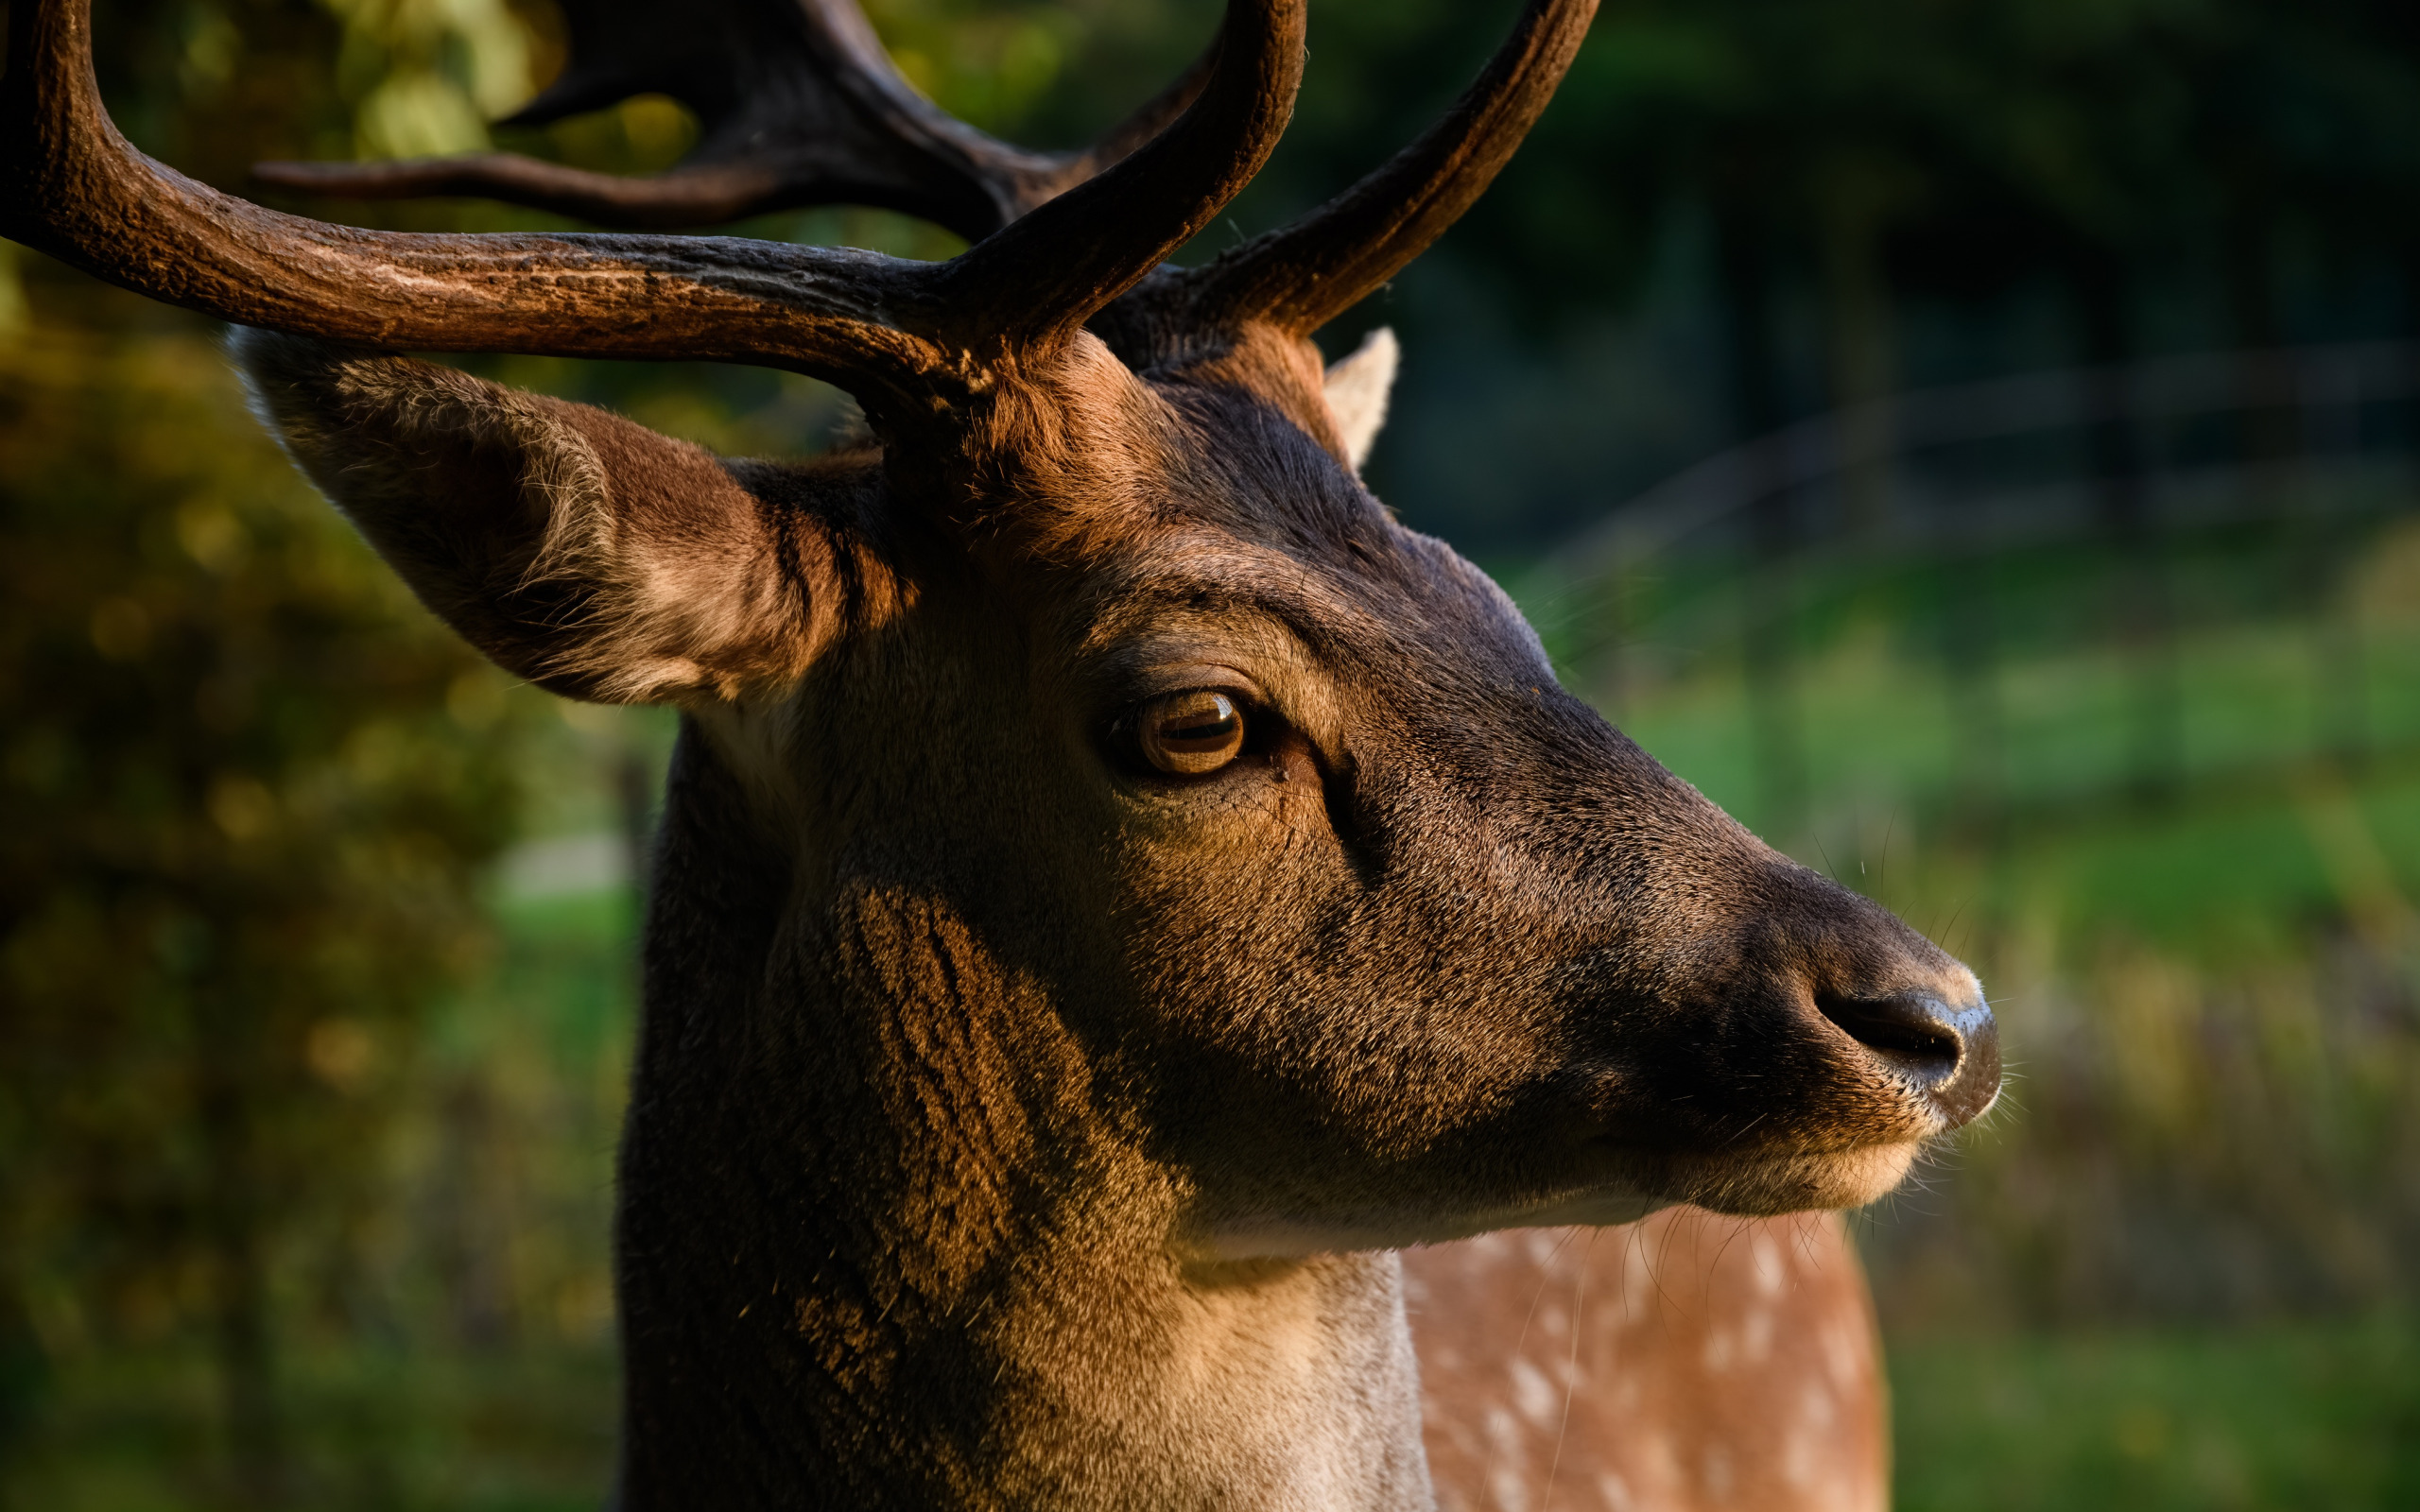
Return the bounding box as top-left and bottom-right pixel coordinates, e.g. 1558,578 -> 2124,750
1490,1463 -> 1532,1512
1486,1404 -> 1522,1449
1750,1230 -> 1786,1297
1742,1305 -> 1774,1364
1782,1423 -> 1819,1489
1619,1242 -> 1656,1317
1510,1356 -> 1560,1427
1701,1326 -> 1735,1373
1701,1444 -> 1735,1503
1823,1322 -> 1866,1389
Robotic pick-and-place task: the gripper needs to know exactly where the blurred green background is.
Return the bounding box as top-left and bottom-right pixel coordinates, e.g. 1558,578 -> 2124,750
4,0 -> 2419,1506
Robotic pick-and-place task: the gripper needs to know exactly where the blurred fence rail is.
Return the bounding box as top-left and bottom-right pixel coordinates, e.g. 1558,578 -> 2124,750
1537,343 -> 2420,570
1523,343 -> 2420,843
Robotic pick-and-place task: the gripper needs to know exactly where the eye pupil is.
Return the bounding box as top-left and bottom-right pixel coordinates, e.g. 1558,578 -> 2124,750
1163,713 -> 1236,747
1139,691 -> 1247,775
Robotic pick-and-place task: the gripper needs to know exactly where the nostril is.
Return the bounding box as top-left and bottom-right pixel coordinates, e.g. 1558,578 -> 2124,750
1817,990 -> 2001,1124
1820,992 -> 1963,1071
1820,996 -> 1955,1069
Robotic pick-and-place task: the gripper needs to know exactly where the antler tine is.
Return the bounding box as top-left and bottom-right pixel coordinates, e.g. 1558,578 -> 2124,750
928,0 -> 1302,355
1174,0 -> 1598,338
249,151 -> 815,235
253,0 -> 1219,244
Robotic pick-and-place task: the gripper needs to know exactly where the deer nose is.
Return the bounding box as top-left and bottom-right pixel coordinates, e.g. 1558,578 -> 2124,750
1819,988 -> 2000,1125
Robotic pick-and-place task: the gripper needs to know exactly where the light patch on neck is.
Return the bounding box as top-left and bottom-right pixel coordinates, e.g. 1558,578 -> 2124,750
684,689 -> 817,826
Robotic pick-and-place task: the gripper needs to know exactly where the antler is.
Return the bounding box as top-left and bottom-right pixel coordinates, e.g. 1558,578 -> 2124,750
1164,0 -> 1598,340
0,0 -> 1300,401
253,0 -> 1216,242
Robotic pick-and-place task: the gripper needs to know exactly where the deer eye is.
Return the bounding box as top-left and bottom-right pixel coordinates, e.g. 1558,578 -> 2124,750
1138,690 -> 1247,775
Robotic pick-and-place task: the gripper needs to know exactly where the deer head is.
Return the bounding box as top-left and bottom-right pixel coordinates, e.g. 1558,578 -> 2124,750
3,0 -> 1996,1504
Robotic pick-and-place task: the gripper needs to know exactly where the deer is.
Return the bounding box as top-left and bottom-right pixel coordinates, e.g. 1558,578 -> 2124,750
2,0 -> 1999,1505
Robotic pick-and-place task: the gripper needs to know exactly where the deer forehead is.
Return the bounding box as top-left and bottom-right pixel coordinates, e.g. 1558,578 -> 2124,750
1063,524 -> 1540,710
1074,517 -> 1549,671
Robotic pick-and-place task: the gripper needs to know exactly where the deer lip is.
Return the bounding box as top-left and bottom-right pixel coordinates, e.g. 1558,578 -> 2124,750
1575,1116 -> 1941,1211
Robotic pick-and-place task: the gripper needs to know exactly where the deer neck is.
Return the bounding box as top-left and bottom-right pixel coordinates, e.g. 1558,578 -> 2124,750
610,726 -> 1434,1510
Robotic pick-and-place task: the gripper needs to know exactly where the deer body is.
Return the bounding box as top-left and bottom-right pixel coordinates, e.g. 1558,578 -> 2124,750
1408,1214 -> 1889,1512
5,1 -> 1996,1506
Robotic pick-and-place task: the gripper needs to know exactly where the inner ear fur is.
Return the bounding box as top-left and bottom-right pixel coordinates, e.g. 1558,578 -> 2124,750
1322,327 -> 1398,473
235,330 -> 874,704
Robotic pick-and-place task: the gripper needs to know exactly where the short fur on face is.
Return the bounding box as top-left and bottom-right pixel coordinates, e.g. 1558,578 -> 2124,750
233,320 -> 1988,1508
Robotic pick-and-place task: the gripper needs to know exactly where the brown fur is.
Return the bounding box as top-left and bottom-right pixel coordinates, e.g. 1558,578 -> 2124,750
231,312 -> 1991,1510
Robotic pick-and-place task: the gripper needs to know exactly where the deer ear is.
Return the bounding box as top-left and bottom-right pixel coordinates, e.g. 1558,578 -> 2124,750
234,331 -> 845,705
1322,327 -> 1399,473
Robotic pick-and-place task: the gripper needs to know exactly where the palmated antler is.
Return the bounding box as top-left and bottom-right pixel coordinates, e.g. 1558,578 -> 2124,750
254,0 -> 1216,241
0,0 -> 1300,405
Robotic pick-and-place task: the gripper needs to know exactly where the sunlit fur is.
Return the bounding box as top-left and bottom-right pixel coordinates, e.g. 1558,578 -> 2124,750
234,320 -> 1990,1511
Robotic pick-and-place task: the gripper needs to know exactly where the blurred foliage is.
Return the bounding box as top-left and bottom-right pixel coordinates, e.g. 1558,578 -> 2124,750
1392,0 -> 2420,320
8,0 -> 2420,1505
2,4 -> 543,1503
320,0 -> 534,160
1892,1318 -> 2420,1510
0,297 -> 538,1500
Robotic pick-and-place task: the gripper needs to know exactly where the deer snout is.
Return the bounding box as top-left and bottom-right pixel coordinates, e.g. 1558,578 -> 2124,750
1820,986 -> 1999,1126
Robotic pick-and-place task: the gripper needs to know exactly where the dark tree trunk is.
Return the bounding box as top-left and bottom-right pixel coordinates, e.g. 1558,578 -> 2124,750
0,1268 -> 47,1512
1718,210 -> 1805,839
2221,196 -> 2302,480
2067,250 -> 2180,804
431,1075 -> 516,1350
1937,530 -> 2006,842
1820,173 -> 1897,539
616,738 -> 657,917
194,992 -> 284,1510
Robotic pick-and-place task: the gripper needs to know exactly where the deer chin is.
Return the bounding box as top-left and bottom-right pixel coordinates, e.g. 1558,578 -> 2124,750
1648,1141 -> 1926,1218
1188,1188 -> 1680,1263
1184,1140 -> 1927,1262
